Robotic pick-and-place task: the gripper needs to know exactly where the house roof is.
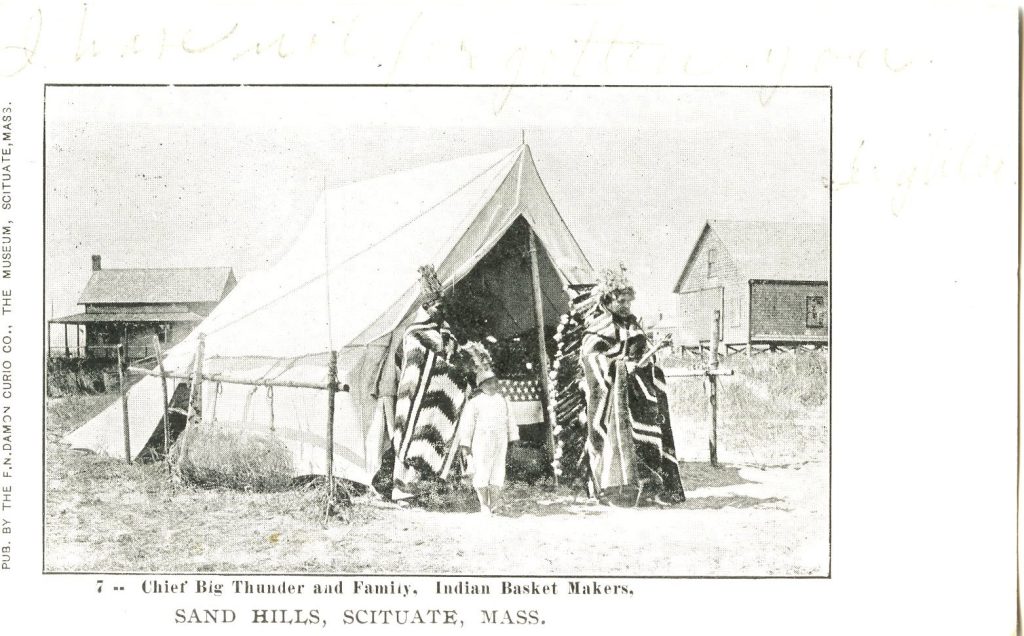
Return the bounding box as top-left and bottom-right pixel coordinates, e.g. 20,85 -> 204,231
50,310 -> 207,324
673,219 -> 828,292
78,267 -> 236,305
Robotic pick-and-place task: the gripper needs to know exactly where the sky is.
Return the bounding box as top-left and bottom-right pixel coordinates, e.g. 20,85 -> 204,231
45,85 -> 829,339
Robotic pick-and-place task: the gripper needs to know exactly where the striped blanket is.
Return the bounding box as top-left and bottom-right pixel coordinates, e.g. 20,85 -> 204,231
392,310 -> 471,497
580,302 -> 683,503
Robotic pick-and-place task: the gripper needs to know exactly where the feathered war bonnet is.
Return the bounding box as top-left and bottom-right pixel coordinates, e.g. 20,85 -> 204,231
416,264 -> 445,307
462,341 -> 496,386
594,262 -> 635,302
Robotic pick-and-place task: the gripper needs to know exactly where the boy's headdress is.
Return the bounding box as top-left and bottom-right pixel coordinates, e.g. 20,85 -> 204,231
463,340 -> 496,385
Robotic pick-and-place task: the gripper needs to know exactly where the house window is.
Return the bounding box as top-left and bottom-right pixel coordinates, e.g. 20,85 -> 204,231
707,249 -> 716,279
806,296 -> 826,328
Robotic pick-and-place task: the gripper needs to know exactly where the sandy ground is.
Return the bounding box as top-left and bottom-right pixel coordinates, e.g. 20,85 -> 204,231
325,462 -> 828,576
45,379 -> 829,576
45,453 -> 828,576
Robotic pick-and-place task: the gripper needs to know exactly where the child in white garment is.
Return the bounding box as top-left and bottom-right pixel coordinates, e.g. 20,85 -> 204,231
459,368 -> 519,515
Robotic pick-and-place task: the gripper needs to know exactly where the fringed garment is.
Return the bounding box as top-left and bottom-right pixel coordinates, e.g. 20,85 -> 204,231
580,303 -> 684,504
392,309 -> 471,497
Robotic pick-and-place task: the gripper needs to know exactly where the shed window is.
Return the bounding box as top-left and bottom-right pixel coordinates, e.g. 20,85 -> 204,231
806,296 -> 826,328
707,249 -> 716,279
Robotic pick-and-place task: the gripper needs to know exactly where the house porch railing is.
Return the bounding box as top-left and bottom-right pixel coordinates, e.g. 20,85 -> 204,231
47,344 -> 158,362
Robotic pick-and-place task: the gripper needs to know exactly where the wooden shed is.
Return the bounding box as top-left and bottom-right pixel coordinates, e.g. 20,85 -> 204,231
49,255 -> 237,361
672,220 -> 828,354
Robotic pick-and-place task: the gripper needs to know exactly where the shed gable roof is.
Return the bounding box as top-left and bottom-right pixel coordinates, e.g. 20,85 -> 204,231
78,267 -> 236,305
674,219 -> 828,292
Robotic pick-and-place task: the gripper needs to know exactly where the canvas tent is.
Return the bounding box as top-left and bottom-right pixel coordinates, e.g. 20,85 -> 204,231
62,145 -> 593,485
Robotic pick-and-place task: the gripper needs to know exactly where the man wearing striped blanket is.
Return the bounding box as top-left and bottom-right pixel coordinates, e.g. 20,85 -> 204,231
580,265 -> 685,506
391,265 -> 471,500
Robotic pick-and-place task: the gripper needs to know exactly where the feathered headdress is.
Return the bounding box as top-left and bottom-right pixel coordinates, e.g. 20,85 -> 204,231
461,341 -> 494,373
417,264 -> 445,306
594,262 -> 634,299
462,340 -> 496,385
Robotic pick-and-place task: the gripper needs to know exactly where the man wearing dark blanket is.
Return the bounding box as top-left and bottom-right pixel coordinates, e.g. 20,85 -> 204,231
580,265 -> 686,506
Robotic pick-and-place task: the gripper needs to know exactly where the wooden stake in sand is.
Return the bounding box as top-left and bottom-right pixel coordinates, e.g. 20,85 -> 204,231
709,310 -> 721,467
153,335 -> 171,455
662,311 -> 734,467
325,350 -> 338,492
117,342 -> 131,464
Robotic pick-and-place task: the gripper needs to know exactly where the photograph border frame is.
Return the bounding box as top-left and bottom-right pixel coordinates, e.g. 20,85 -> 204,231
40,82 -> 833,580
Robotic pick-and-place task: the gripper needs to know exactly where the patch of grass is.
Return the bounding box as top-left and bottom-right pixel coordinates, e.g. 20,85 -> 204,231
45,434 -> 383,572
47,357 -> 113,397
664,349 -> 828,422
402,474 -> 583,515
408,478 -> 479,513
664,349 -> 828,467
46,393 -> 120,442
170,424 -> 294,492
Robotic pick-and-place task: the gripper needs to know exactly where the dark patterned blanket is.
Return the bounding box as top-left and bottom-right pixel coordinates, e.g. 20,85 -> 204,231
579,302 -> 684,504
391,311 -> 471,497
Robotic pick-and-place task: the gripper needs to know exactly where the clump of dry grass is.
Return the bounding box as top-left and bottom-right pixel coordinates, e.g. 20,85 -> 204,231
664,348 -> 828,421
409,478 -> 479,512
47,357 -> 112,397
170,423 -> 294,492
662,349 -> 828,466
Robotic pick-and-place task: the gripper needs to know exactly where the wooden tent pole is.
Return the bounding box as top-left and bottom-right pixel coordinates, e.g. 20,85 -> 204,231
325,350 -> 338,493
527,229 -> 557,486
153,335 -> 171,456
117,343 -> 131,464
708,310 -> 720,467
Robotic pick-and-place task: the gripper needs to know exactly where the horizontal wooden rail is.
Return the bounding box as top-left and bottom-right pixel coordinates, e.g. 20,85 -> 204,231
127,365 -> 349,392
49,344 -> 155,358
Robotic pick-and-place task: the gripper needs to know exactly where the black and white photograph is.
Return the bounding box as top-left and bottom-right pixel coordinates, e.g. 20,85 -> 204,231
44,85 -> 830,576
0,2 -> 1017,632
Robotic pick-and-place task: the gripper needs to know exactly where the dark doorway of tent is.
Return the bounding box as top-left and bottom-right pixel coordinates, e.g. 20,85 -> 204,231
375,216 -> 570,495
